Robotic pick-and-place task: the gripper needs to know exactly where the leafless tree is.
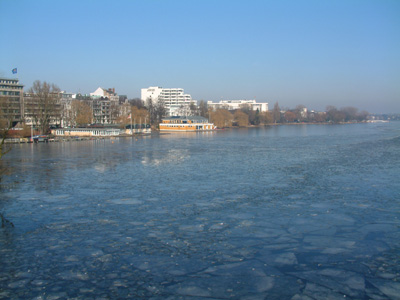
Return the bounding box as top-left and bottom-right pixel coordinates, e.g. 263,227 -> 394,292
155,100 -> 166,125
0,97 -> 12,161
129,98 -> 145,109
71,100 -> 93,126
284,111 -> 296,123
234,110 -> 249,126
0,98 -> 14,226
198,100 -> 208,118
273,102 -> 281,123
210,109 -> 233,128
146,98 -> 156,125
27,81 -> 61,134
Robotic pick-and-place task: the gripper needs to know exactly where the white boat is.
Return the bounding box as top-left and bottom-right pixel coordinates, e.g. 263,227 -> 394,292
159,116 -> 216,131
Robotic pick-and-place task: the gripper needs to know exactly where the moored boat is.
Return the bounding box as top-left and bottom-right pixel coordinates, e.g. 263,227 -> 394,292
159,116 -> 216,131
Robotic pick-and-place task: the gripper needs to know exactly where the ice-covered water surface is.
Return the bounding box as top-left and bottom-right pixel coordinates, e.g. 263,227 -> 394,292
1,123 -> 399,299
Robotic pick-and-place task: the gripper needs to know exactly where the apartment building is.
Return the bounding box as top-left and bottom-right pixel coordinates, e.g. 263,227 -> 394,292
0,77 -> 24,126
89,87 -> 119,124
90,87 -> 119,102
141,86 -> 193,116
59,91 -> 75,127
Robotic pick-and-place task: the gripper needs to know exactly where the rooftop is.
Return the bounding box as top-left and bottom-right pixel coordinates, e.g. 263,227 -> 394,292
162,116 -> 208,121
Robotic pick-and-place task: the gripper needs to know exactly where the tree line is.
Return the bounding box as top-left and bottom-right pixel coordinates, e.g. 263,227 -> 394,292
208,102 -> 369,128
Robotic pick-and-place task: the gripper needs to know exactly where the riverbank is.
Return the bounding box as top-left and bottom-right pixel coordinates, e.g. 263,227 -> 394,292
4,121 -> 380,143
4,133 -> 152,144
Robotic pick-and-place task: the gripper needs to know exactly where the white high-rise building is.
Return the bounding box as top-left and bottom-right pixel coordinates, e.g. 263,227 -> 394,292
207,99 -> 269,112
141,86 -> 193,116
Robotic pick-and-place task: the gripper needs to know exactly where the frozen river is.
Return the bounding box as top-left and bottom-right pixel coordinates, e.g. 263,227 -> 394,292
1,123 -> 400,299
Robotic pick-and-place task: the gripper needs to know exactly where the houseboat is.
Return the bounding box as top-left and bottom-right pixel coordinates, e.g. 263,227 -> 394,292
159,116 -> 216,131
51,127 -> 121,137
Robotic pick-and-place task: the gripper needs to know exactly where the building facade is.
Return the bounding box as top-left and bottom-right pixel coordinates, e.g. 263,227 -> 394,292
141,86 -> 193,116
90,87 -> 119,124
207,100 -> 268,112
0,78 -> 24,127
91,98 -> 111,124
59,91 -> 75,128
90,87 -> 118,101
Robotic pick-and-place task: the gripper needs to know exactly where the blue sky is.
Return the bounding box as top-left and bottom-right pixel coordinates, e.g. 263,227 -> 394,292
1,0 -> 399,113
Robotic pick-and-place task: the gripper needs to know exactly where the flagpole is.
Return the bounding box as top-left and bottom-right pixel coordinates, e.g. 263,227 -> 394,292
130,113 -> 133,135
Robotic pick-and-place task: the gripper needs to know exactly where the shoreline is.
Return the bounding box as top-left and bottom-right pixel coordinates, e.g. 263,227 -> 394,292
3,121 -> 386,144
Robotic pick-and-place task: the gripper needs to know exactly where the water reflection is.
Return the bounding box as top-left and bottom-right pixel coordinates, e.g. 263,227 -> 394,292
141,149 -> 189,166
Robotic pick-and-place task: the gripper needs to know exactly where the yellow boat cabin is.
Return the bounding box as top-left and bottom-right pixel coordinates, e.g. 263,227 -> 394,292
159,116 -> 216,131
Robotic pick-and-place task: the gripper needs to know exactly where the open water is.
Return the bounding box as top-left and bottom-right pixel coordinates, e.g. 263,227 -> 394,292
1,122 -> 400,299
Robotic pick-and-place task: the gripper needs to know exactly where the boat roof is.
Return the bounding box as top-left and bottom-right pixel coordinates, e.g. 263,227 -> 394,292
162,116 -> 209,122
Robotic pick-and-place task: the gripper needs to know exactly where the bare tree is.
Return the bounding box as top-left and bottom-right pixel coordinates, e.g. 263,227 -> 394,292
198,100 -> 208,118
210,109 -> 233,128
234,110 -> 249,127
189,102 -> 198,116
129,98 -> 145,109
340,106 -> 358,122
146,98 -> 157,126
27,81 -> 61,134
71,100 -> 93,126
0,98 -> 14,227
273,102 -> 281,123
0,109 -> 11,161
261,111 -> 274,124
357,110 -> 369,122
0,97 -> 13,161
326,105 -> 345,123
155,100 -> 166,125
131,106 -> 149,126
284,111 -> 296,123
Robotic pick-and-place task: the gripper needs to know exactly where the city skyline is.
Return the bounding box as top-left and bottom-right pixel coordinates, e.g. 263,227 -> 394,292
1,0 -> 399,114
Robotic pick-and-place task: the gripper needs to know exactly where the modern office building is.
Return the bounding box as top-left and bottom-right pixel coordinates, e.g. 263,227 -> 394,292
207,100 -> 268,112
0,77 -> 24,126
141,86 -> 193,116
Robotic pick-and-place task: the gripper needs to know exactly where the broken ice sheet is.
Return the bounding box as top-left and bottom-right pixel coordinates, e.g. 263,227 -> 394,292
294,282 -> 349,300
368,279 -> 400,300
302,235 -> 356,250
289,268 -> 366,298
167,265 -> 275,299
257,250 -> 298,266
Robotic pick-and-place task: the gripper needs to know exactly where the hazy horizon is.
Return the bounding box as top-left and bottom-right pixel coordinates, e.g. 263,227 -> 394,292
1,0 -> 399,114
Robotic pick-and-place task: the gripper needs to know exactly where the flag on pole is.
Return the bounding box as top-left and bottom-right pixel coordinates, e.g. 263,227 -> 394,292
12,68 -> 17,74
127,113 -> 131,119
